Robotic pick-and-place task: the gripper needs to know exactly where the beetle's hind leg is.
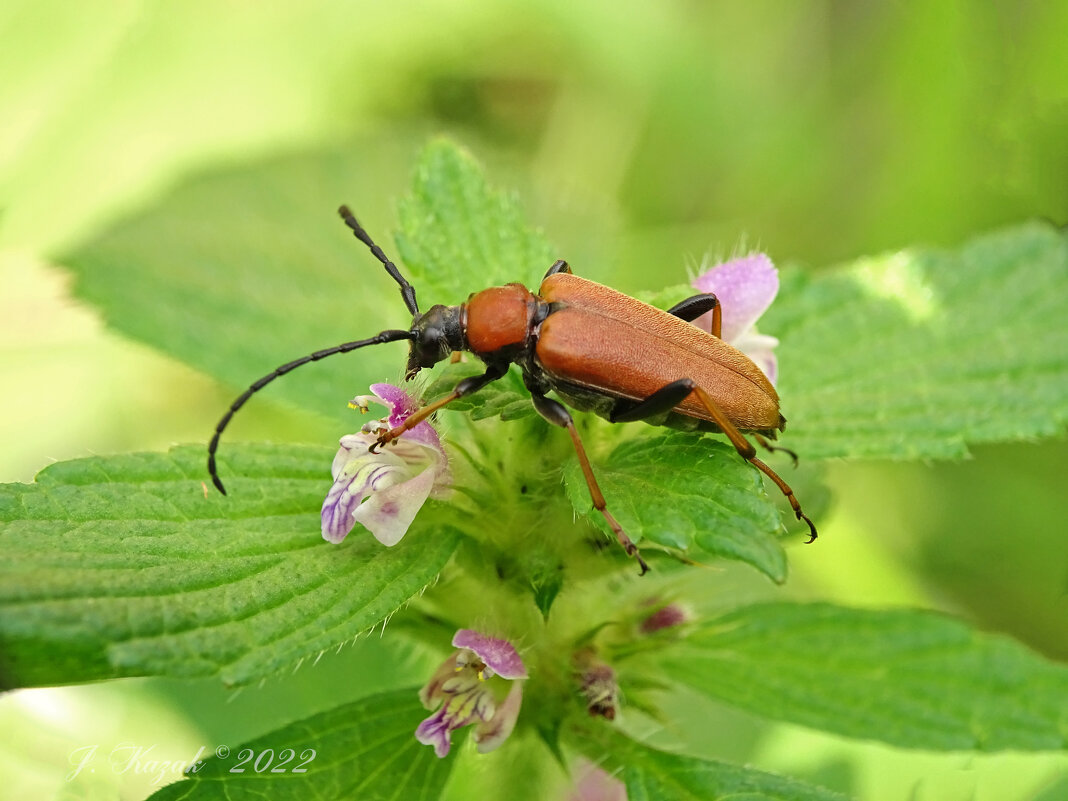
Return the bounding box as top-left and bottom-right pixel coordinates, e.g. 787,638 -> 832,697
528,391 -> 649,574
615,378 -> 816,542
609,378 -> 696,423
688,385 -> 817,543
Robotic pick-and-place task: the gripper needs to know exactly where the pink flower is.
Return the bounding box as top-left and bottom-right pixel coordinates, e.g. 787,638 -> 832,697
321,383 -> 449,547
691,253 -> 780,384
416,629 -> 527,758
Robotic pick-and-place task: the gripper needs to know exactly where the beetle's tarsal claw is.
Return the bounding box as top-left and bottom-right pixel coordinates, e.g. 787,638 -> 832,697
370,430 -> 396,453
622,541 -> 650,575
799,513 -> 818,543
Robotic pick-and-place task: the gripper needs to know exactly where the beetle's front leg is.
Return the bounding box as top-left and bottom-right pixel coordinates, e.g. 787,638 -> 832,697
528,391 -> 649,574
370,364 -> 507,452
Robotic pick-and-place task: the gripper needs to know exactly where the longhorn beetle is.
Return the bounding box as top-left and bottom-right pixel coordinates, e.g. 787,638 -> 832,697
208,206 -> 817,573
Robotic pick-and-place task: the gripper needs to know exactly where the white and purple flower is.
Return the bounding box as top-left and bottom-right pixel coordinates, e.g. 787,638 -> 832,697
321,383 -> 450,547
691,253 -> 780,384
416,629 -> 527,758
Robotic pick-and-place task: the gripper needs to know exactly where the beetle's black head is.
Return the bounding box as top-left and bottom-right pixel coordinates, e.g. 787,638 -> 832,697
406,304 -> 466,379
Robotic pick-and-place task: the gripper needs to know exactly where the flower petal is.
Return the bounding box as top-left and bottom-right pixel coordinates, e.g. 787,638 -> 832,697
473,682 -> 522,754
351,454 -> 440,546
329,432 -> 371,480
733,331 -> 779,385
369,382 -> 445,452
568,761 -> 627,801
414,708 -> 454,758
692,253 -> 778,343
369,382 -> 419,427
320,435 -> 381,544
452,630 -> 528,679
419,654 -> 460,710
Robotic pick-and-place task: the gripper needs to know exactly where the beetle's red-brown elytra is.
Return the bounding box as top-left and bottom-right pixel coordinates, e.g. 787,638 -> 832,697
463,283 -> 535,355
536,272 -> 782,432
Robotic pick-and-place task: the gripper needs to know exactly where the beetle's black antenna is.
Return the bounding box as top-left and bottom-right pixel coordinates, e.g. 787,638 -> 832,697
207,329 -> 415,495
338,205 -> 419,317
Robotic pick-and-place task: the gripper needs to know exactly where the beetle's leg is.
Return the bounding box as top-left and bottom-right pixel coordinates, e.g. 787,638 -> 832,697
611,378 -> 801,467
688,385 -> 817,543
753,433 -> 799,468
529,392 -> 649,574
609,378 -> 695,423
543,260 -> 572,279
666,293 -> 721,336
371,364 -> 507,451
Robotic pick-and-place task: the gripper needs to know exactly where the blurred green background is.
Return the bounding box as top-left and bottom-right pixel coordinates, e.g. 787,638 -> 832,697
1,1 -> 1066,799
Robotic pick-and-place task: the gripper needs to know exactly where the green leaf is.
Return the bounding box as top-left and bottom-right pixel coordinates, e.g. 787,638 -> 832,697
563,431 -> 787,581
61,145 -> 425,422
395,138 -> 555,309
0,445 -> 461,688
530,565 -> 564,620
148,689 -> 453,801
1034,774 -> 1068,801
767,223 -> 1068,459
60,140 -> 555,430
570,724 -> 851,801
662,602 -> 1068,751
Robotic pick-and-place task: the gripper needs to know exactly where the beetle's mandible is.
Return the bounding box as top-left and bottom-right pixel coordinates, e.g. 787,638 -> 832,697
207,206 -> 817,573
